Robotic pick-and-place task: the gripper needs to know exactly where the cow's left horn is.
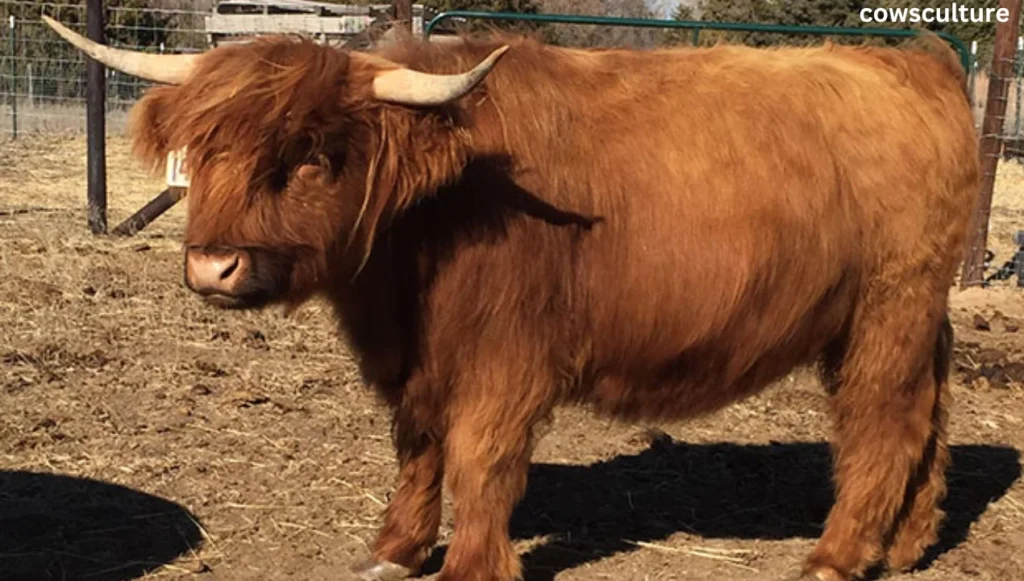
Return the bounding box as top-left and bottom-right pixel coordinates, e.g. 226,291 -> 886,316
369,45 -> 510,106
42,15 -> 198,85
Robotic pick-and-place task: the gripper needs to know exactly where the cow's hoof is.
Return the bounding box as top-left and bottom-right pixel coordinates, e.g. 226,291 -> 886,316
349,558 -> 412,581
794,565 -> 847,581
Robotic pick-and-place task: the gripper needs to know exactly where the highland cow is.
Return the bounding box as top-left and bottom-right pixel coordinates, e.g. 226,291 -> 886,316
46,16 -> 979,581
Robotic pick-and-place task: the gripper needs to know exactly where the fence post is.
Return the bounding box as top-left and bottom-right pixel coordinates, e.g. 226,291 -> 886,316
9,15 -> 16,139
969,40 -> 978,108
86,0 -> 108,234
961,0 -> 1022,288
393,0 -> 413,33
1015,36 -> 1023,136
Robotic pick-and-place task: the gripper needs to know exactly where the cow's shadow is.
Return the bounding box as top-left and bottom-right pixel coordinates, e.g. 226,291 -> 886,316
0,471 -> 203,581
422,437 -> 1020,581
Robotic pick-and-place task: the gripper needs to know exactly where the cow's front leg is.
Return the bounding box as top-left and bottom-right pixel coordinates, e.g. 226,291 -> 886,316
353,392 -> 445,580
437,417 -> 534,581
436,370 -> 551,581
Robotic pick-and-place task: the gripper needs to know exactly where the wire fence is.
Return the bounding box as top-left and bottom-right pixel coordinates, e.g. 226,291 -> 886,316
0,1 -> 213,137
0,2 -> 1021,138
0,3 -> 1020,138
963,51 -> 1024,290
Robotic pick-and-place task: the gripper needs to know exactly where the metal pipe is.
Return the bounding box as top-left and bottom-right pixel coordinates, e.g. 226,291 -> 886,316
9,15 -> 16,139
423,11 -> 972,74
86,0 -> 108,235
112,188 -> 185,236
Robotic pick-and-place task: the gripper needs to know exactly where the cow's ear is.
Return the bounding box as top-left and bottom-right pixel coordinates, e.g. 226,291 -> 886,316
127,85 -> 179,177
293,163 -> 333,186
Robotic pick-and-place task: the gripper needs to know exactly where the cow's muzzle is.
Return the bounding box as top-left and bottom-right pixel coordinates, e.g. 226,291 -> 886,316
183,246 -> 251,307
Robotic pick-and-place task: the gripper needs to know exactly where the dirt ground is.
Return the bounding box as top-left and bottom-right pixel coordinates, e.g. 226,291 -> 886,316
1,134 -> 1024,581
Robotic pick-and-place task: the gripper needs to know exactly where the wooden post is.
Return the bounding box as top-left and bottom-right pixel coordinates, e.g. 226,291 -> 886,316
86,0 -> 108,235
961,0 -> 1022,288
1014,36 -> 1023,136
393,0 -> 413,33
969,40 -> 978,109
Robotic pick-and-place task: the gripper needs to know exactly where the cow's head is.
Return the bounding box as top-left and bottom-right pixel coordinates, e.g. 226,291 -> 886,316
44,17 -> 507,309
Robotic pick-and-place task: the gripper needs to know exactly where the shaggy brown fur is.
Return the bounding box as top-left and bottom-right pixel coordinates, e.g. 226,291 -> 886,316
125,30 -> 978,581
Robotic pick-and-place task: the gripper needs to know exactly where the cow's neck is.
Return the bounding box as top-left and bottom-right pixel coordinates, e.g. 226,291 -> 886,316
379,36 -> 621,162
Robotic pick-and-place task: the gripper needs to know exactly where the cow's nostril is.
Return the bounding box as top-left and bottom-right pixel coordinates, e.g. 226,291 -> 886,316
220,255 -> 240,280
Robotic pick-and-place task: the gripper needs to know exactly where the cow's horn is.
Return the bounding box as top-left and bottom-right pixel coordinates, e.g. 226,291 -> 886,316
369,45 -> 509,106
42,15 -> 198,85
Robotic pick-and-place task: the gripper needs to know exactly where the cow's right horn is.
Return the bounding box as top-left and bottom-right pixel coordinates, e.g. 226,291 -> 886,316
42,15 -> 198,85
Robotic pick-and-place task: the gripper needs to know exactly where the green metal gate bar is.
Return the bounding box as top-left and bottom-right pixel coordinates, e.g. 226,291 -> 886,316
423,11 -> 971,74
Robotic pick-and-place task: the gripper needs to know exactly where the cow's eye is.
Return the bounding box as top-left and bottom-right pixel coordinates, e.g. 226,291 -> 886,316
268,165 -> 289,193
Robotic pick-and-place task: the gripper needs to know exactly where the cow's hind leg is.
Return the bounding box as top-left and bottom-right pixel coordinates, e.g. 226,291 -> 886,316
883,314 -> 953,572
803,297 -> 949,581
354,396 -> 445,580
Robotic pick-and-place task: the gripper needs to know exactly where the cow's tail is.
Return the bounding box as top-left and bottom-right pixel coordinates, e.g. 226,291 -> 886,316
909,30 -> 969,98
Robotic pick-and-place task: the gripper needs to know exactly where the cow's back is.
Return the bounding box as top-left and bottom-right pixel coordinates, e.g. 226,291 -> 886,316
443,39 -> 979,419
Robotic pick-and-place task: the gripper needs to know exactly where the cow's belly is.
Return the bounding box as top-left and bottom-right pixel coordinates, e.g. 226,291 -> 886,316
573,214 -> 856,423
580,319 -> 840,423
578,306 -> 846,422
